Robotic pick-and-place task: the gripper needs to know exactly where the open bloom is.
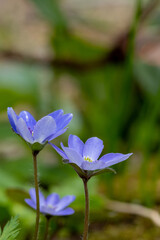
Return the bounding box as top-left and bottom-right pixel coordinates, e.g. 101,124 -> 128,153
50,135 -> 132,179
25,188 -> 75,217
7,107 -> 73,151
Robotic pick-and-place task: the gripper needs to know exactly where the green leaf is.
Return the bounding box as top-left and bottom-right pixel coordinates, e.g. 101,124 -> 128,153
0,216 -> 20,240
6,189 -> 30,205
90,168 -> 117,178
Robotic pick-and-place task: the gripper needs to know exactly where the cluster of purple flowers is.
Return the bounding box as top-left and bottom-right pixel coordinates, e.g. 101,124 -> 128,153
8,107 -> 132,177
8,107 -> 133,238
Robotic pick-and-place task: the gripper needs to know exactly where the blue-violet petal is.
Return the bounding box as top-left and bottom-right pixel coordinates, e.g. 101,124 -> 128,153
100,153 -> 133,168
48,109 -> 64,121
33,116 -> 56,143
25,199 -> 36,209
7,107 -> 18,133
83,137 -> 104,161
49,143 -> 68,159
56,113 -> 73,131
81,160 -> 104,171
16,118 -> 34,143
68,135 -> 84,156
19,111 -> 36,132
54,207 -> 75,216
46,193 -> 60,206
47,128 -> 67,142
61,144 -> 83,167
56,195 -> 76,211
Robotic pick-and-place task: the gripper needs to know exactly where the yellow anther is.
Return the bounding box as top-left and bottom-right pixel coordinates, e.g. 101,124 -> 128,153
84,156 -> 93,162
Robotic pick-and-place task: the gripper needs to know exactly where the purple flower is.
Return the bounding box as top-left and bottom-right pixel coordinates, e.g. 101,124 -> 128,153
50,135 -> 132,179
7,107 -> 73,151
25,188 -> 75,217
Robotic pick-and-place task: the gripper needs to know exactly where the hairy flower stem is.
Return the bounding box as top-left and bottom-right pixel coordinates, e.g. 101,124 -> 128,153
82,178 -> 89,240
44,218 -> 50,240
33,151 -> 40,240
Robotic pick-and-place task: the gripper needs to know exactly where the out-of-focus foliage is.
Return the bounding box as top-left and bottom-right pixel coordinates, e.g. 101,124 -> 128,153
0,0 -> 160,239
0,216 -> 20,240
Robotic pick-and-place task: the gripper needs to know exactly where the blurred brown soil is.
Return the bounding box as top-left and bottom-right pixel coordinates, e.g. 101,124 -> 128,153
0,0 -> 160,65
0,0 -> 134,57
0,0 -> 50,58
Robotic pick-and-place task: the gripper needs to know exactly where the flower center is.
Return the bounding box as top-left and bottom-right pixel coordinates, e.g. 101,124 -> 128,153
28,127 -> 33,136
48,204 -> 55,209
84,156 -> 93,162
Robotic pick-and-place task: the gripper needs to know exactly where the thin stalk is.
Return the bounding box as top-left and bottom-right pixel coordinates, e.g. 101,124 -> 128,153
44,218 -> 50,240
82,178 -> 89,240
33,152 -> 40,240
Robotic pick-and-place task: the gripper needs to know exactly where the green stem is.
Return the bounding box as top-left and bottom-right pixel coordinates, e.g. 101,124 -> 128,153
82,178 -> 89,240
33,152 -> 40,240
44,218 -> 50,240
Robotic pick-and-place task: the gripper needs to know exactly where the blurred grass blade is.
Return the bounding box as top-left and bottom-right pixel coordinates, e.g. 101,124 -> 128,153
31,0 -> 67,29
134,60 -> 160,95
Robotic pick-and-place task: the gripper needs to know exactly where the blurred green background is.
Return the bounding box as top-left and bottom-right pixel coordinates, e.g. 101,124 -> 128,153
0,0 -> 160,239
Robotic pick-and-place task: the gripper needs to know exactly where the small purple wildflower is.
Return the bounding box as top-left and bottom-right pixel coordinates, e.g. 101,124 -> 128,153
50,135 -> 133,179
25,188 -> 75,217
7,107 -> 73,151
